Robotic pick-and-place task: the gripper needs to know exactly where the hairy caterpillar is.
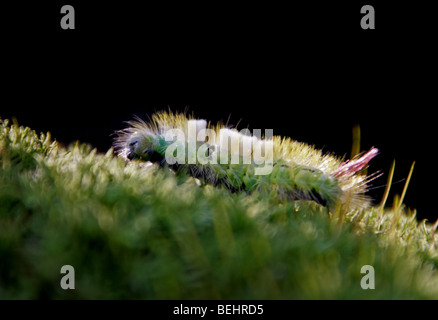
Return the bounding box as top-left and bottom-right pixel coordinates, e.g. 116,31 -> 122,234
114,111 -> 378,211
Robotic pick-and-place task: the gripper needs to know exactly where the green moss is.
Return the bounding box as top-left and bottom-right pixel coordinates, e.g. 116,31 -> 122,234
1,118 -> 437,299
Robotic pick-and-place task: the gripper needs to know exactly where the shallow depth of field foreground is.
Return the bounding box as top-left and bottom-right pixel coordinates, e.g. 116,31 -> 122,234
1,118 -> 438,299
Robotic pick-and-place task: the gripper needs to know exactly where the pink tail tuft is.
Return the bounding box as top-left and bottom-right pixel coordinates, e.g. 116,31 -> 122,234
333,147 -> 378,178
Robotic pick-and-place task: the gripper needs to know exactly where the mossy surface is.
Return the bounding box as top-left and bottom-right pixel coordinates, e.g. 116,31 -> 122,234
1,118 -> 437,299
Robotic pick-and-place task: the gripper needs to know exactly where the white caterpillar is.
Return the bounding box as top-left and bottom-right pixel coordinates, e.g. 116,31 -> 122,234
114,111 -> 378,211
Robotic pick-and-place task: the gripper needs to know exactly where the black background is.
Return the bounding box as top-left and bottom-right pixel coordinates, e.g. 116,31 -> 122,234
2,1 -> 436,220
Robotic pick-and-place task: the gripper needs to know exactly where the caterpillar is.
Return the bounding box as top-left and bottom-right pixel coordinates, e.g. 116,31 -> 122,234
114,111 -> 378,211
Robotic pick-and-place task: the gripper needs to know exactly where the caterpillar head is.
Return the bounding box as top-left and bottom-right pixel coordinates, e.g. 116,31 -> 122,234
115,128 -> 164,163
125,132 -> 151,160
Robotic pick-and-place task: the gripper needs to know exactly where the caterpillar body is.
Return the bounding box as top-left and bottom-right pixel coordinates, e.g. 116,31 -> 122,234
114,111 -> 378,211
